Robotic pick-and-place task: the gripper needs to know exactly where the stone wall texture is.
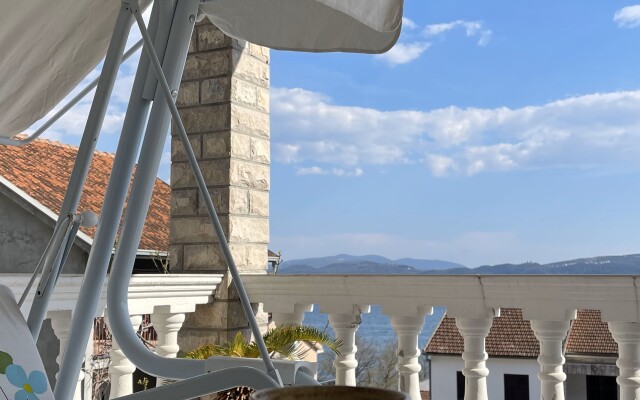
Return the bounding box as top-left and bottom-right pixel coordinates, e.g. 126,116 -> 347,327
172,19 -> 270,353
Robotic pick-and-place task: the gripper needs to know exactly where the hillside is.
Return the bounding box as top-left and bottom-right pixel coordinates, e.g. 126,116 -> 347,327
279,254 -> 465,274
278,254 -> 640,275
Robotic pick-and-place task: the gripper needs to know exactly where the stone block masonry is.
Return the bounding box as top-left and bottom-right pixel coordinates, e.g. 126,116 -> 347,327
171,18 -> 270,353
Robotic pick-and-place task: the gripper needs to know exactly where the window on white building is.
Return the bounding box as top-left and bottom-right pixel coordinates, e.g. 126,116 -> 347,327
456,371 -> 464,400
504,374 -> 529,400
586,375 -> 617,400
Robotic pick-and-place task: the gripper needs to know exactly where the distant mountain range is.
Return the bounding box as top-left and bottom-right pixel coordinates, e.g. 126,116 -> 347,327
278,254 -> 640,275
278,254 -> 465,275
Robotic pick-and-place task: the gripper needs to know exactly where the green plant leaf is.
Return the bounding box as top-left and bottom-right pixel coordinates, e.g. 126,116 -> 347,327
183,324 -> 342,361
0,351 -> 13,374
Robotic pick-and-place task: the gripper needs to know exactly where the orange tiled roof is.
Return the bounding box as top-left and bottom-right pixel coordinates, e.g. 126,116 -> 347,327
425,308 -> 617,358
426,308 -> 539,357
565,310 -> 617,356
0,138 -> 169,252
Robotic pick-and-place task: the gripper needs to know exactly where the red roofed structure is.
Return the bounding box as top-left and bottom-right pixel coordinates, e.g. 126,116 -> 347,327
425,308 -> 618,400
0,138 -> 170,274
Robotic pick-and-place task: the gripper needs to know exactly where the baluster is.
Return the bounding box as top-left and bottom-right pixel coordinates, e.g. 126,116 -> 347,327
271,303 -> 313,327
531,319 -> 572,400
105,314 -> 142,399
50,311 -> 83,400
608,322 -> 640,400
83,322 -> 94,400
390,306 -> 431,400
455,316 -> 494,400
328,305 -> 370,386
152,308 -> 186,386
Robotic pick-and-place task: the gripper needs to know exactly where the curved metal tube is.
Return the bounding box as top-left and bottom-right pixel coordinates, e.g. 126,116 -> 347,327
116,367 -> 280,400
106,0 -> 208,380
295,369 -> 321,386
128,3 -> 282,385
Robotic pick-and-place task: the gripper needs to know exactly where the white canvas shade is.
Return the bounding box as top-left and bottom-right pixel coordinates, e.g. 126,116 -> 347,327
0,0 -> 402,139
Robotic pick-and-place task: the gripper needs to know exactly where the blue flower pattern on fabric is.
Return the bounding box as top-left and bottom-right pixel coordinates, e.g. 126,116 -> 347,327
4,364 -> 47,400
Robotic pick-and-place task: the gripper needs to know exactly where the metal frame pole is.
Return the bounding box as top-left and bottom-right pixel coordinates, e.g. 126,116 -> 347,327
106,0 -> 210,380
122,1 -> 283,385
25,1 -> 135,339
0,40 -> 143,147
54,2 -> 161,398
106,3 -> 281,393
18,214 -> 74,308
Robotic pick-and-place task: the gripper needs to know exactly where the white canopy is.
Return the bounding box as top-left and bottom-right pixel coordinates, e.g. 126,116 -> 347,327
0,0 -> 403,138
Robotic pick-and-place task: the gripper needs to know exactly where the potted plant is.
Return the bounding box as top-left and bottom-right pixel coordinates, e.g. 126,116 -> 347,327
184,324 -> 341,400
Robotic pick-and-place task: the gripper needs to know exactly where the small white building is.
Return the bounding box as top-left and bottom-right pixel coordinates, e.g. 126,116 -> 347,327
425,308 -> 618,400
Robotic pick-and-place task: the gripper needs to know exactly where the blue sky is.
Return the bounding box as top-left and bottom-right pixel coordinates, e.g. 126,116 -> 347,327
33,1 -> 640,267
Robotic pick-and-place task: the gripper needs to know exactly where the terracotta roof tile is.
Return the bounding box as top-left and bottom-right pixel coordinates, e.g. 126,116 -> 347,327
425,308 -> 618,358
424,313 -> 464,356
565,310 -> 617,356
0,139 -> 169,252
426,308 -> 540,358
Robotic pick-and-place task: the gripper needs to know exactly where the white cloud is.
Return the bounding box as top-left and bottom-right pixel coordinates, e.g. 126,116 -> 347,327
614,5 -> 640,28
427,154 -> 457,176
424,20 -> 492,46
272,87 -> 640,176
377,42 -> 430,66
296,166 -> 364,177
296,166 -> 325,175
402,17 -> 418,30
272,87 -> 425,166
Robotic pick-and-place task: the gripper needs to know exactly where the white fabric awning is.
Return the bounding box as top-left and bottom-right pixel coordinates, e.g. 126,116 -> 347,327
200,0 -> 403,53
0,0 -> 403,138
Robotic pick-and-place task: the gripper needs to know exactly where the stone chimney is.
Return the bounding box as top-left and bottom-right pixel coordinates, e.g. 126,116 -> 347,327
170,19 -> 270,352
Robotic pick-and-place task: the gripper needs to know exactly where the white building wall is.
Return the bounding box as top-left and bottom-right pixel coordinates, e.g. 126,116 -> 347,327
565,374 -> 587,400
430,355 -> 540,400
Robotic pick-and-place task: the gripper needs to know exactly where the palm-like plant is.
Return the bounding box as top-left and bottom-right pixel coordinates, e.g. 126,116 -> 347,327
185,324 -> 341,360
184,324 -> 342,400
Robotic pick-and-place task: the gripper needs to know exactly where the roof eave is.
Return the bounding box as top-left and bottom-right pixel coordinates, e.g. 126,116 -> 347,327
0,174 -> 164,256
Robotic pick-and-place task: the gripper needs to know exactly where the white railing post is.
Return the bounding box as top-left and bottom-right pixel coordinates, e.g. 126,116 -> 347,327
389,306 -> 431,400
50,310 -> 83,400
608,322 -> 640,400
328,305 -> 371,386
84,323 -> 94,400
455,314 -> 495,400
531,319 -> 572,400
105,314 -> 142,399
152,307 -> 186,386
271,303 -> 313,326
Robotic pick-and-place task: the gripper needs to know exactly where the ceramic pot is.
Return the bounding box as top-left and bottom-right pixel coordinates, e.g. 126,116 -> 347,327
251,386 -> 409,400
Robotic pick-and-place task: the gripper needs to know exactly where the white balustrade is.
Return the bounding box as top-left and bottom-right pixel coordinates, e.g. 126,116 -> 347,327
272,303 -> 313,326
530,319 -> 572,400
454,313 -> 496,400
9,273 -> 640,399
50,310 -> 84,400
608,322 -> 640,400
242,274 -> 640,400
105,314 -> 142,399
152,307 -> 186,386
327,305 -> 371,386
389,306 -> 431,400
0,273 -> 222,399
